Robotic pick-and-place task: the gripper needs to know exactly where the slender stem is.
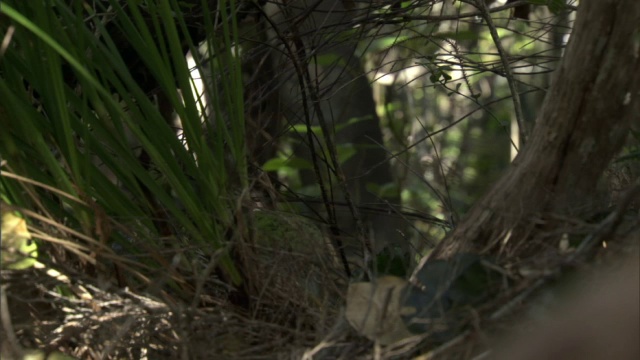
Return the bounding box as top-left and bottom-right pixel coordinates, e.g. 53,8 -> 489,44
475,0 -> 528,145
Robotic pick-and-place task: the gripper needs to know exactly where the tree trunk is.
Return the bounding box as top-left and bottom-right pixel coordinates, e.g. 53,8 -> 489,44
265,1 -> 405,258
417,0 -> 640,264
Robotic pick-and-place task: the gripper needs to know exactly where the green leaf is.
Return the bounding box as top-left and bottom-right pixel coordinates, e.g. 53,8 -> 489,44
370,35 -> 410,53
335,115 -> 372,132
366,182 -> 400,198
336,143 -> 356,164
292,124 -> 322,135
315,53 -> 347,67
263,156 -> 313,171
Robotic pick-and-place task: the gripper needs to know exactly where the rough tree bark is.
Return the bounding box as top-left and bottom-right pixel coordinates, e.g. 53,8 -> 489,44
415,0 -> 640,266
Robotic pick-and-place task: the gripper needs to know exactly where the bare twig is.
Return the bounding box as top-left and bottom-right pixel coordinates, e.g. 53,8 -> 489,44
474,0 -> 527,145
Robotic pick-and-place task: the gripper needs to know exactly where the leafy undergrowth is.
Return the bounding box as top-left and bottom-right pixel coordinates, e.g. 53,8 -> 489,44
1,192 -> 638,360
0,198 -> 366,359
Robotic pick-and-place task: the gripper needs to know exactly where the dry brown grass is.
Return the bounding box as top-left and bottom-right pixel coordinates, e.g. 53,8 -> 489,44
1,181 -> 638,359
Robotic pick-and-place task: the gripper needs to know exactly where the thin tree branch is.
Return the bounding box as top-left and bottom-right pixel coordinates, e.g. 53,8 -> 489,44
474,0 -> 527,145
